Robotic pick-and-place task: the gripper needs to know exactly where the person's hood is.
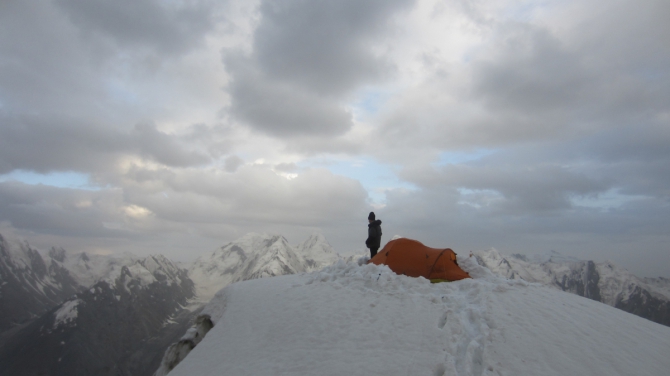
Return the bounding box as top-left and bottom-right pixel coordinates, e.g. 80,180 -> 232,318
368,220 -> 382,227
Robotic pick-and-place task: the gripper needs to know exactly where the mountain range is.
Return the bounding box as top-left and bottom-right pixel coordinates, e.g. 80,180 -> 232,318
473,248 -> 670,327
1,232 -> 669,375
0,232 -> 340,376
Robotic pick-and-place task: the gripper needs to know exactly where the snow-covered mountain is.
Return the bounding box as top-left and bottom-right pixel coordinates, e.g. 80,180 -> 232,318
473,248 -> 670,327
188,232 -> 341,302
0,234 -> 81,335
48,246 -> 142,289
295,232 -> 340,272
0,231 -> 343,376
162,256 -> 670,376
0,253 -> 196,376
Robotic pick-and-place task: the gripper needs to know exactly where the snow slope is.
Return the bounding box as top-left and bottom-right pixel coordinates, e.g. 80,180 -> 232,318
169,256 -> 670,376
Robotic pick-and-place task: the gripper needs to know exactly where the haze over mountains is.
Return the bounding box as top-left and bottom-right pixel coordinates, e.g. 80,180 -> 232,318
0,231 -> 669,375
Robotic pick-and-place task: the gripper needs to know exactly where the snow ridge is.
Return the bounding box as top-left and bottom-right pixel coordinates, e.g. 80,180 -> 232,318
168,253 -> 670,376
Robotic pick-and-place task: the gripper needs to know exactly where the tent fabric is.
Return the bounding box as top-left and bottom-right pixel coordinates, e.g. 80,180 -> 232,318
368,238 -> 471,282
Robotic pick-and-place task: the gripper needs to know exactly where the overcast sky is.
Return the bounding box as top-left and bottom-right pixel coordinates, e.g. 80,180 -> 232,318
1,0 -> 669,277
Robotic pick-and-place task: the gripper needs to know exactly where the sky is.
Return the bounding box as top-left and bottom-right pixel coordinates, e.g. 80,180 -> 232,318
1,0 -> 669,278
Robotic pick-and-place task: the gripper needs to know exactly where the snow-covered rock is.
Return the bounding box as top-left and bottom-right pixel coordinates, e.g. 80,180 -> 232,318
167,256 -> 670,376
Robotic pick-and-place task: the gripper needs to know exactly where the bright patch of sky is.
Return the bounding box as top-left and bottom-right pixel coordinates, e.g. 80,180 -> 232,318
299,157 -> 417,207
0,170 -> 100,190
350,88 -> 390,122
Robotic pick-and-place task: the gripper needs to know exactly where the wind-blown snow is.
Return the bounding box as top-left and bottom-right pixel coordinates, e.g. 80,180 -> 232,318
169,256 -> 670,376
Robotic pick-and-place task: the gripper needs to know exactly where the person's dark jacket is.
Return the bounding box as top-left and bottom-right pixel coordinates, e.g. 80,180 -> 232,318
366,220 -> 382,249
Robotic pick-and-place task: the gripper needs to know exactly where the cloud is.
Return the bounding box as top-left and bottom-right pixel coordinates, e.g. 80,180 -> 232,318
377,0 -> 670,155
224,155 -> 244,172
225,53 -> 354,137
0,115 -> 210,174
0,181 -> 126,238
0,164 -> 371,258
223,0 -> 415,138
253,0 -> 412,96
402,161 -> 609,214
120,164 -> 369,226
54,0 -> 216,55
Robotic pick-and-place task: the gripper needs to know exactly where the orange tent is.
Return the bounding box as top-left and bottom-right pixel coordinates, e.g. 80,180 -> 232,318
369,238 -> 470,282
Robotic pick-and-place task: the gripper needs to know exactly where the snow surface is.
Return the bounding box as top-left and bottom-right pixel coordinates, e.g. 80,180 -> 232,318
169,256 -> 670,376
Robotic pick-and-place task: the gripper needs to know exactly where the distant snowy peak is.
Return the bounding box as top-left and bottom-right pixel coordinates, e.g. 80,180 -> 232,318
474,248 -> 670,327
295,232 -> 340,272
109,254 -> 192,294
0,234 -> 81,332
188,232 -> 340,303
189,233 -> 303,302
0,234 -> 45,274
47,248 -> 140,288
642,276 -> 670,298
44,246 -> 190,293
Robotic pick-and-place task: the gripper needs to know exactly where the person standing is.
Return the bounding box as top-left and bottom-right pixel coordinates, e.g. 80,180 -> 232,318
365,212 -> 382,259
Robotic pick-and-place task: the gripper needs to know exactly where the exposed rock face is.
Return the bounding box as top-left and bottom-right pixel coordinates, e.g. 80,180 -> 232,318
474,248 -> 670,327
0,254 -> 196,376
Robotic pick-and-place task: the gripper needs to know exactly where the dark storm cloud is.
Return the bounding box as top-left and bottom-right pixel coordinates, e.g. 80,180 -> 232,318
54,0 -> 216,54
0,114 -> 210,174
224,0 -> 414,138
